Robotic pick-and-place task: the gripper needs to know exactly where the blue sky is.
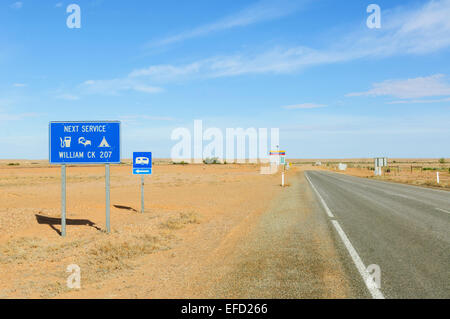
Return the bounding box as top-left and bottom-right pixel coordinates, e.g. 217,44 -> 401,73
1,0 -> 449,159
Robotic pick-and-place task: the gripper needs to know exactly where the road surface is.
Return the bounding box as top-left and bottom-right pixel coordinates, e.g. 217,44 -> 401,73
305,170 -> 450,299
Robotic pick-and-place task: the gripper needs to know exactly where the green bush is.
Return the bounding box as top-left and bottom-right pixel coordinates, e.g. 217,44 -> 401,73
203,157 -> 221,164
172,161 -> 189,165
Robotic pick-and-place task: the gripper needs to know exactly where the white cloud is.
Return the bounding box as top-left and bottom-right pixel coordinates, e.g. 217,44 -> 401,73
388,97 -> 450,104
127,47 -> 347,83
81,0 -> 450,94
133,85 -> 164,94
13,83 -> 27,87
10,2 -> 23,9
55,2 -> 63,8
148,0 -> 450,76
129,63 -> 202,81
149,0 -> 304,47
347,74 -> 450,99
80,78 -> 164,95
282,103 -> 326,109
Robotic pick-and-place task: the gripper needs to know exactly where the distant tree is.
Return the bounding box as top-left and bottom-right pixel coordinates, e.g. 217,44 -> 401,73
439,158 -> 445,164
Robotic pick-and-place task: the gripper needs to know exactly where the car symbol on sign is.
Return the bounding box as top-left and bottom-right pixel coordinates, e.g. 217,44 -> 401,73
78,137 -> 92,147
136,157 -> 149,165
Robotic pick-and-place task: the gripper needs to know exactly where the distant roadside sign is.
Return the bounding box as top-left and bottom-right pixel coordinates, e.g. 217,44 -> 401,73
49,121 -> 121,164
133,152 -> 152,175
269,151 -> 286,156
374,157 -> 388,167
269,150 -> 286,165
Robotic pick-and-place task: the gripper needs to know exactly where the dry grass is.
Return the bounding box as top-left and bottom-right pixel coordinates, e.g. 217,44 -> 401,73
290,158 -> 449,190
0,163 -> 282,298
86,233 -> 173,277
160,212 -> 201,230
325,166 -> 450,190
0,232 -> 174,297
0,237 -> 87,264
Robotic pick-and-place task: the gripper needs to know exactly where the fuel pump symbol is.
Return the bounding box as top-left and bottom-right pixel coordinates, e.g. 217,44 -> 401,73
60,137 -> 72,148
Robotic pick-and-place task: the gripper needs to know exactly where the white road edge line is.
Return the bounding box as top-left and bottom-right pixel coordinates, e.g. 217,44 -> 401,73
331,220 -> 385,299
305,172 -> 334,218
305,171 -> 385,299
435,208 -> 450,214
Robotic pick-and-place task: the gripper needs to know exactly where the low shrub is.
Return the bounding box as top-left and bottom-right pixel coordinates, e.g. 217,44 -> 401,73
203,157 -> 221,164
172,161 -> 189,165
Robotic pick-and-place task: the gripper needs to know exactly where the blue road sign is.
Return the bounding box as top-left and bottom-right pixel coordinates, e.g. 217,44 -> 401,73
133,152 -> 152,175
49,121 -> 121,164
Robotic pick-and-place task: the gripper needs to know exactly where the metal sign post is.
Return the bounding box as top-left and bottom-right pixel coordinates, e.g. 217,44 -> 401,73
49,121 -> 121,236
106,164 -> 110,233
61,164 -> 66,237
141,175 -> 145,213
133,152 -> 152,214
374,157 -> 388,176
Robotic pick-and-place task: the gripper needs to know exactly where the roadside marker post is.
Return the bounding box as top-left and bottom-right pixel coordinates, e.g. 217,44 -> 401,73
437,172 -> 440,184
269,150 -> 286,187
133,152 -> 152,213
49,121 -> 121,236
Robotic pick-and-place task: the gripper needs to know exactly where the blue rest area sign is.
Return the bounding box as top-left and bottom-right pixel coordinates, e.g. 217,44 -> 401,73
133,152 -> 152,175
49,121 -> 121,164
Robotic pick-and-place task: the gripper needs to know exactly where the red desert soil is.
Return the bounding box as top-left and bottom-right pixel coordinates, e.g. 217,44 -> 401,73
0,163 -> 285,297
0,162 -> 356,298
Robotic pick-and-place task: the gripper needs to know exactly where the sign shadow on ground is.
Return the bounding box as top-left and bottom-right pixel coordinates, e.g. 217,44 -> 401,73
113,204 -> 138,213
35,214 -> 101,236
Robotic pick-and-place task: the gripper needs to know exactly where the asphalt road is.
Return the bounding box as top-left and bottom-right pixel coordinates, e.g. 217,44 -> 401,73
305,170 -> 450,299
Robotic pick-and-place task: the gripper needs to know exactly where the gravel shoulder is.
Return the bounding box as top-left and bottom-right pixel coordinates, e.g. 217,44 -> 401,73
186,170 -> 370,298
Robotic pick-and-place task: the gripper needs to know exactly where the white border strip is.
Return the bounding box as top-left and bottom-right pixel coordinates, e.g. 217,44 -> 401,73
306,171 -> 385,299
305,172 -> 334,218
436,207 -> 450,214
331,220 -> 385,299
